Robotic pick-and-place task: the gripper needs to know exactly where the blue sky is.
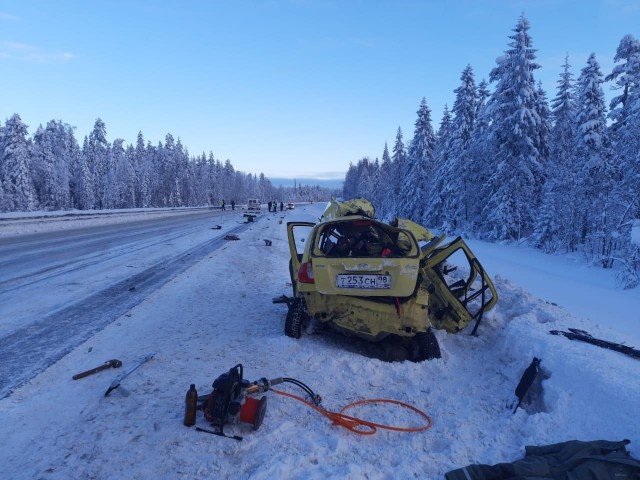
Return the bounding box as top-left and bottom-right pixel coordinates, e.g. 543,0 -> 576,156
1,1 -> 638,181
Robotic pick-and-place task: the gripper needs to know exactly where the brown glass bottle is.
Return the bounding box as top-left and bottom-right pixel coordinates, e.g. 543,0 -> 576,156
183,384 -> 198,427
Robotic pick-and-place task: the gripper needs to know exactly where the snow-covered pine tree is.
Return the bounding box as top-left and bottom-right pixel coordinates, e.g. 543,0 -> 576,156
399,98 -> 436,221
606,35 -> 640,286
84,119 -> 110,209
439,65 -> 477,232
31,120 -> 75,210
368,157 -> 381,212
390,127 -> 406,217
481,15 -> 544,240
191,152 -> 208,207
204,152 -> 219,206
466,80 -> 492,232
575,53 -> 620,267
424,105 -> 453,229
342,162 -> 359,200
530,82 -> 553,248
58,122 -> 80,209
72,136 -> 95,210
161,133 -> 180,206
355,158 -> 374,200
31,124 -> 54,208
133,132 -> 150,208
173,138 -> 191,207
606,34 -> 640,138
606,35 -> 640,221
475,80 -> 491,120
534,81 -> 551,167
535,57 -> 578,252
0,114 -> 36,211
376,142 -> 395,219
103,139 -> 136,209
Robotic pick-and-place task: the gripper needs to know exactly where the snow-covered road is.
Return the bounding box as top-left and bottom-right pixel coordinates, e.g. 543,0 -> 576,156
0,209 -> 251,398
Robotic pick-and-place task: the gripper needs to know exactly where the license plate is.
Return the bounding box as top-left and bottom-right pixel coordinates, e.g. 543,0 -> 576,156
336,274 -> 391,289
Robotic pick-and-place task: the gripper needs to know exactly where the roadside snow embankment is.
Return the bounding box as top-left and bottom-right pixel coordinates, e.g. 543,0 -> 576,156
0,206 -> 215,237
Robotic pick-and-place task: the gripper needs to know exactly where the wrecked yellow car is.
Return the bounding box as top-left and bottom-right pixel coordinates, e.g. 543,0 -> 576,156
274,198 -> 498,362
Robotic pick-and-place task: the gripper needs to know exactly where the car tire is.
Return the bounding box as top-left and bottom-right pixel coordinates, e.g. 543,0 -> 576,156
412,328 -> 442,361
284,298 -> 307,339
383,341 -> 409,362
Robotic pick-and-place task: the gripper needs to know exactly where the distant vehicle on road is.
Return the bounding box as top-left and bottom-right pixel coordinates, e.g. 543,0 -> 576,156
243,199 -> 261,220
286,202 -> 296,210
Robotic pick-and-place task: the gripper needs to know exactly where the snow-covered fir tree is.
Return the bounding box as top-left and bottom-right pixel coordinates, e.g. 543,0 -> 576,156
376,142 -> 394,219
368,158 -> 381,213
606,34 -> 640,139
398,98 -> 436,221
438,65 -> 478,232
342,161 -> 359,200
481,14 -> 544,240
424,105 -> 453,228
31,120 -> 74,210
606,35 -> 640,286
103,139 -> 136,209
390,127 -> 407,213
0,114 -> 36,211
575,53 -> 619,266
355,158 -> 374,199
465,80 -> 492,231
534,57 -> 578,252
133,132 -> 150,208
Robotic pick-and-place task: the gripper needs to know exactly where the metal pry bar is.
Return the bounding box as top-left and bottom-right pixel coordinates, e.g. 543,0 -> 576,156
104,352 -> 155,397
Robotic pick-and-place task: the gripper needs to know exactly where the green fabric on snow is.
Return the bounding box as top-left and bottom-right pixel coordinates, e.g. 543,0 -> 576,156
445,439 -> 640,480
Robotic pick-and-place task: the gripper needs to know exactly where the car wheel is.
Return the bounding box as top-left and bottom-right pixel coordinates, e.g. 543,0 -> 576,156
412,328 -> 442,361
284,298 -> 307,339
383,341 -> 409,362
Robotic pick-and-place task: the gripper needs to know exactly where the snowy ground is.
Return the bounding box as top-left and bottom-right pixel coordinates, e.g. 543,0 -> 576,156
0,203 -> 638,479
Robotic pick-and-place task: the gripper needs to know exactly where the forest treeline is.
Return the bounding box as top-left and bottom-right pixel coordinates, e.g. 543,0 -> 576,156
342,16 -> 640,288
0,118 -> 336,215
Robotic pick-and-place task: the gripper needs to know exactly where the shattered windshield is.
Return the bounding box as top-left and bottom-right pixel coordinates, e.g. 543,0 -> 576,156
314,220 -> 418,258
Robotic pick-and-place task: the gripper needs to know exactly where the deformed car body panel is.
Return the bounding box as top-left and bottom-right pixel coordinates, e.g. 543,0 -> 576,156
302,292 -> 430,342
420,236 -> 499,333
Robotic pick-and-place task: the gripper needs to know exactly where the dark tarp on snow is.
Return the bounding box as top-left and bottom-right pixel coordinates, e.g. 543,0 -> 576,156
445,439 -> 640,480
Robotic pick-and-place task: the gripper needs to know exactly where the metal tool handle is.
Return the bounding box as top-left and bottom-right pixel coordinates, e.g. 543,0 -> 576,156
73,363 -> 110,380
73,359 -> 122,380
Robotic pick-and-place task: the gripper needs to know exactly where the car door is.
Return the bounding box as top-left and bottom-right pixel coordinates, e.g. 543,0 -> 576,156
286,222 -> 316,292
421,237 -> 498,333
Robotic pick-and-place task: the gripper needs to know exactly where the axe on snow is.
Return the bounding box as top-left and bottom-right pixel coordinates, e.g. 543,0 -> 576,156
72,359 -> 122,380
513,357 -> 541,413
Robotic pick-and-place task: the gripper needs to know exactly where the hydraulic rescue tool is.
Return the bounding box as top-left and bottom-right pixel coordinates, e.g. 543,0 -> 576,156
192,364 -> 432,441
197,364 -> 288,440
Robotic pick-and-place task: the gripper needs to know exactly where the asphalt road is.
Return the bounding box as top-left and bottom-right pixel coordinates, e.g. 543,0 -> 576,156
0,208 -> 252,398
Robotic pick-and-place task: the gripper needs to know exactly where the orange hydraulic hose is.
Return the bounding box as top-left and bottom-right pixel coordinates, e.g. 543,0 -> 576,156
271,389 -> 432,435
